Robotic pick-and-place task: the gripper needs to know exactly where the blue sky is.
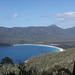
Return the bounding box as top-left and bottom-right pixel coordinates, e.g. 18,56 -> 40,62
0,0 -> 75,28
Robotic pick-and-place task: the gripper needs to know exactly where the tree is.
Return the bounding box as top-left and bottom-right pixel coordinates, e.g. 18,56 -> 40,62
1,57 -> 14,64
18,63 -> 32,75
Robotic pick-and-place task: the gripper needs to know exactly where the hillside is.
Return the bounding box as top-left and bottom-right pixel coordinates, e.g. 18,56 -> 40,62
25,48 -> 75,74
0,25 -> 75,45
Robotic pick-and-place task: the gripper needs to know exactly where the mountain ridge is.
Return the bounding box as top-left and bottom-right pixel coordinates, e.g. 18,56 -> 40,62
0,25 -> 75,44
0,24 -> 74,29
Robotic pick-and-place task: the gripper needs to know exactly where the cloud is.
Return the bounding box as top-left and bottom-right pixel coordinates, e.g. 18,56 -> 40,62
7,13 -> 19,20
56,12 -> 75,17
55,12 -> 75,26
13,13 -> 19,18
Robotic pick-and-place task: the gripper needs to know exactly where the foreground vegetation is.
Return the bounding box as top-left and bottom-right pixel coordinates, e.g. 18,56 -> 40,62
0,47 -> 75,75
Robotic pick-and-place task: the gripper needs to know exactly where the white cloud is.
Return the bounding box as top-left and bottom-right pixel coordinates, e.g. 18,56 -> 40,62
55,12 -> 75,26
13,13 -> 18,18
56,12 -> 75,17
6,13 -> 19,20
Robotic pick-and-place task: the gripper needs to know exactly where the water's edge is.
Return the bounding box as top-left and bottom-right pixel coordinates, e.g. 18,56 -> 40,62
14,44 -> 64,52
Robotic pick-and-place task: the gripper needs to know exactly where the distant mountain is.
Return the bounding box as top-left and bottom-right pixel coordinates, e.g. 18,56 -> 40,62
0,25 -> 75,44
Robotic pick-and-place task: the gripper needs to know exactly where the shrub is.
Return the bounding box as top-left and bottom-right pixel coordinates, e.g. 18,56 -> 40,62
42,65 -> 72,75
1,57 -> 14,64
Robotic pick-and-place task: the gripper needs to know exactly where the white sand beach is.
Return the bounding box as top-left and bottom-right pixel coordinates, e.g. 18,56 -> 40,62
14,44 -> 64,52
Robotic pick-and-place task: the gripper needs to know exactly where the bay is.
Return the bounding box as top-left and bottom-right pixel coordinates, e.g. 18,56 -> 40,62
0,45 -> 60,63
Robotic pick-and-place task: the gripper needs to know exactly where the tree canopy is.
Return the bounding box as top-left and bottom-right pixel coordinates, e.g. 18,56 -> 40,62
0,57 -> 14,64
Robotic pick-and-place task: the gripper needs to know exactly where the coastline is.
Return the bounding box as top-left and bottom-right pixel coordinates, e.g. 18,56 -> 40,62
14,44 -> 64,63
13,44 -> 64,52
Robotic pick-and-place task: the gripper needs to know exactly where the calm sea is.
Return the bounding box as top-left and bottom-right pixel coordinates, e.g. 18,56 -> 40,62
0,45 -> 60,63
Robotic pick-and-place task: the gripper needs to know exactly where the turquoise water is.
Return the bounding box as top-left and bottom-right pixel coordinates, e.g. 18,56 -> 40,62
0,45 -> 60,63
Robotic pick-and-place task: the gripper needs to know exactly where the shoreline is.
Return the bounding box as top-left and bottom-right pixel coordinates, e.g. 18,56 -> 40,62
13,44 -> 64,52
14,44 -> 64,63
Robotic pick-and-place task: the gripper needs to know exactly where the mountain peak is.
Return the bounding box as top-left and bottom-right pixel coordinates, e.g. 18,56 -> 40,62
49,24 -> 58,27
48,24 -> 59,28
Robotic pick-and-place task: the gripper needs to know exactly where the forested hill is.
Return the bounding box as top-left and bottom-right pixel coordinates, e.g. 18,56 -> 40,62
0,25 -> 75,44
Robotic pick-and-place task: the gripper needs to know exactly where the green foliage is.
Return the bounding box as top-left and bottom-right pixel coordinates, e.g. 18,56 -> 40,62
42,65 -> 72,75
18,64 -> 37,75
1,57 -> 14,64
18,63 -> 31,75
57,68 -> 72,75
2,71 -> 16,75
42,68 -> 72,75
